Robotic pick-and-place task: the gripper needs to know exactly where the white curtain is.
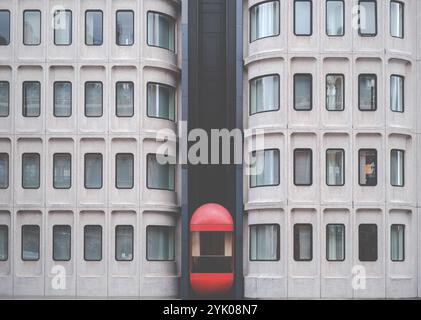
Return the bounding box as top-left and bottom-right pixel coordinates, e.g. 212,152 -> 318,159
391,150 -> 404,186
251,150 -> 279,187
148,83 -> 175,121
296,225 -> 312,260
327,225 -> 344,261
148,12 -> 175,51
250,1 -> 279,41
250,75 -> 279,114
0,82 -> 9,116
390,2 -> 403,38
390,76 -> 403,112
326,1 -> 344,36
359,2 -> 376,35
250,225 -> 278,261
116,82 -> 134,117
327,150 -> 344,186
24,11 -> 41,45
294,1 -> 311,35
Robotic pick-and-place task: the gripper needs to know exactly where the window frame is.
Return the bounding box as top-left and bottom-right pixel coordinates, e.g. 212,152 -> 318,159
53,9 -> 72,46
146,11 -> 177,53
115,10 -> 134,46
325,0 -> 345,37
53,81 -> 72,118
0,81 -> 10,117
21,224 -> 40,261
390,1 -> 404,39
293,0 -> 313,36
249,224 -> 280,262
146,225 -> 176,262
83,225 -> 103,262
326,223 -> 346,262
22,81 -> 41,118
390,74 -> 404,113
52,224 -> 71,262
325,73 -> 345,112
390,224 -> 405,262
21,153 -> 40,190
358,148 -> 378,187
358,223 -> 378,262
146,81 -> 176,122
53,153 -> 72,190
326,148 -> 345,187
84,81 -> 103,118
146,153 -> 176,191
115,153 -> 134,190
249,0 -> 281,43
115,81 -> 134,118
358,0 -> 378,37
249,73 -> 280,116
293,148 -> 313,186
293,73 -> 313,111
293,223 -> 313,262
358,74 -> 377,112
23,9 -> 41,46
390,149 -> 405,187
85,10 -> 104,46
115,225 -> 134,262
0,10 -> 11,46
250,148 -> 280,188
0,153 -> 9,190
84,153 -> 103,190
0,225 -> 8,261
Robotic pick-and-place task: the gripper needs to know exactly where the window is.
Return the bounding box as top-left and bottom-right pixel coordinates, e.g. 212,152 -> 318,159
326,74 -> 344,111
146,226 -> 175,261
23,81 -> 41,117
359,149 -> 377,186
54,82 -> 72,117
0,81 -> 9,117
84,225 -> 102,261
391,149 -> 404,187
85,82 -> 103,117
294,0 -> 312,36
390,75 -> 404,113
116,10 -> 134,46
326,224 -> 345,261
359,224 -> 378,261
147,83 -> 176,121
250,224 -> 280,261
294,74 -> 312,111
294,149 -> 312,186
250,1 -> 280,42
326,1 -> 344,36
54,10 -> 72,45
391,224 -> 404,262
22,153 -> 40,189
23,10 -> 41,45
326,149 -> 344,186
85,10 -> 103,46
53,225 -> 71,261
115,225 -> 134,261
147,12 -> 175,52
0,153 -> 8,189
358,0 -> 377,36
0,225 -> 8,261
294,224 -> 312,261
116,153 -> 134,189
84,154 -> 103,189
250,149 -> 279,188
116,82 -> 134,117
390,1 -> 404,38
147,154 -> 175,191
53,153 -> 71,189
0,10 -> 10,45
358,74 -> 377,111
22,225 -> 40,261
250,75 -> 279,115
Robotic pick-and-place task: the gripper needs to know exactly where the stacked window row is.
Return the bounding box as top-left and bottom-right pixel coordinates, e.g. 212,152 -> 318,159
250,148 -> 404,187
0,224 -> 174,262
250,0 -> 404,41
0,81 -> 176,121
0,153 -> 175,191
250,73 -> 404,115
0,10 -> 175,51
249,223 -> 405,262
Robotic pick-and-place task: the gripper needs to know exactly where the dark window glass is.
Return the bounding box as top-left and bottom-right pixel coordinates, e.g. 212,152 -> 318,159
84,153 -> 103,189
0,225 -> 8,261
147,154 -> 175,191
0,10 -> 10,45
53,225 -> 71,261
146,226 -> 175,261
22,225 -> 40,261
0,153 -> 9,189
294,224 -> 313,261
294,74 -> 312,111
116,153 -> 134,189
358,74 -> 377,111
0,81 -> 9,117
22,153 -> 40,189
294,149 -> 312,186
54,82 -> 72,117
53,153 -> 71,189
359,224 -> 378,261
85,82 -> 103,117
23,81 -> 41,117
84,225 -> 102,261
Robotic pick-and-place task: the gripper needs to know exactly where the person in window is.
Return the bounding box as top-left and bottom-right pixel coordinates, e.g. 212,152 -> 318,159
365,157 -> 376,185
326,77 -> 337,110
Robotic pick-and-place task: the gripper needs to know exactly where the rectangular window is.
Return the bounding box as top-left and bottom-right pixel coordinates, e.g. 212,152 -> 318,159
116,10 -> 134,46
115,225 -> 134,261
147,12 -> 176,52
53,225 -> 71,261
116,153 -> 134,189
23,10 -> 41,45
294,0 -> 312,36
326,149 -> 345,186
359,224 -> 378,261
85,10 -> 103,46
147,154 -> 175,191
294,224 -> 313,261
391,224 -> 404,262
391,149 -> 404,187
146,226 -> 175,261
326,224 -> 345,261
358,74 -> 377,111
84,225 -> 102,261
0,10 -> 10,45
250,74 -> 279,115
23,81 -> 41,117
54,82 -> 72,117
250,149 -> 280,188
22,153 -> 40,189
84,154 -> 103,189
54,10 -> 72,45
53,153 -> 71,189
250,224 -> 280,261
250,1 -> 280,42
85,82 -> 103,117
294,149 -> 313,186
326,74 -> 344,111
147,83 -> 176,121
358,0 -> 377,36
294,74 -> 312,111
22,225 -> 40,261
0,225 -> 8,261
116,82 -> 134,117
359,149 -> 377,186
390,1 -> 404,38
0,153 -> 8,189
390,75 -> 404,113
0,81 -> 9,117
326,1 -> 344,36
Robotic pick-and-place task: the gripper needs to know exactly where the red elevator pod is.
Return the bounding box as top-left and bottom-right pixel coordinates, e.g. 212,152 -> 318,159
190,203 -> 234,294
